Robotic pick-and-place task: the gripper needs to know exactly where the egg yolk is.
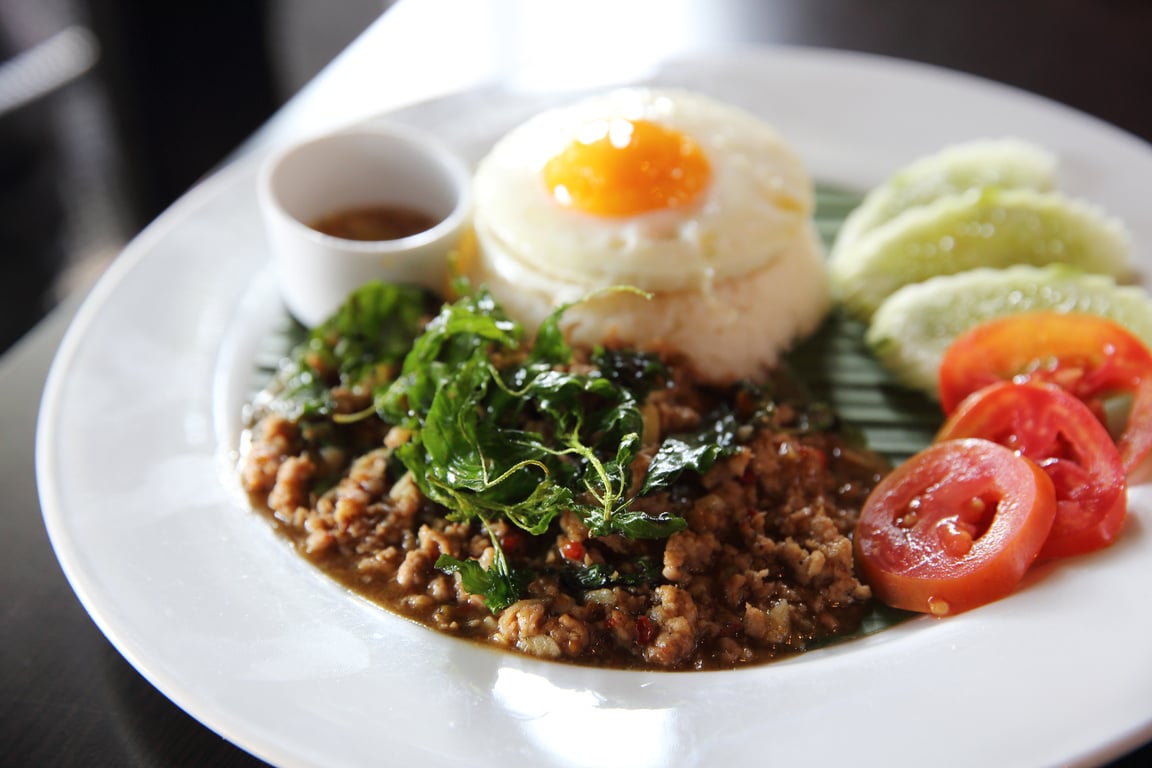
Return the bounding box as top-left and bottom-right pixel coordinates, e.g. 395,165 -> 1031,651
543,118 -> 711,216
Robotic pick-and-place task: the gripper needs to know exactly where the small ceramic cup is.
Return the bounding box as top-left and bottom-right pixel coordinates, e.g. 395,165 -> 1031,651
258,123 -> 472,327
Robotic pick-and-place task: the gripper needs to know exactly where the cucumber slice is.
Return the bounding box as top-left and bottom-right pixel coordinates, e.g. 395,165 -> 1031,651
833,138 -> 1058,258
829,187 -> 1133,319
865,265 -> 1152,397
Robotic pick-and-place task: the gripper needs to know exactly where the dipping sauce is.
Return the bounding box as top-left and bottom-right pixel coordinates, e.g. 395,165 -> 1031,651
310,204 -> 439,241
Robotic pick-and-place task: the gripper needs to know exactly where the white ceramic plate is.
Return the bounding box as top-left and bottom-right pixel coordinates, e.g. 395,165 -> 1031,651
38,48 -> 1152,768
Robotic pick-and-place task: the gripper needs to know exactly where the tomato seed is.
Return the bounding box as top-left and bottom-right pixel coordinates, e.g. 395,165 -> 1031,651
927,597 -> 951,616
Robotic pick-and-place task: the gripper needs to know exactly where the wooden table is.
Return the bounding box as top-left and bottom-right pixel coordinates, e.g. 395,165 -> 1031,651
3,1 -> 1150,765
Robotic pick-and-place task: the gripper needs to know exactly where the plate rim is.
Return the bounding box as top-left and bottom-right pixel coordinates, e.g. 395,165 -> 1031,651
35,44 -> 1152,768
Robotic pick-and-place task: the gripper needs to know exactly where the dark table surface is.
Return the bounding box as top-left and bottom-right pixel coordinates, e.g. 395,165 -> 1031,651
3,1 -> 1151,766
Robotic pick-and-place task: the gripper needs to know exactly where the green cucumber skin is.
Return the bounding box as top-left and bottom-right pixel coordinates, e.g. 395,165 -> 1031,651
832,189 -> 1133,319
864,266 -> 1152,397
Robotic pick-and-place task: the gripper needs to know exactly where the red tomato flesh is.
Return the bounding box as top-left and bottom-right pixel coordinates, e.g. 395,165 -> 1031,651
936,381 -> 1127,559
854,438 -> 1056,616
937,311 -> 1152,481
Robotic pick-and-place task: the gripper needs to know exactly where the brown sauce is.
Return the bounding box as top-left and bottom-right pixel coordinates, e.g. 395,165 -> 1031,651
310,204 -> 439,241
240,359 -> 889,671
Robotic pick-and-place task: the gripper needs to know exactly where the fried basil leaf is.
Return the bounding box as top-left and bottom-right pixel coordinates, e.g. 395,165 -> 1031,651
586,508 -> 689,539
268,281 -> 433,418
590,346 -> 667,399
435,553 -> 530,613
375,288 -> 687,610
563,556 -> 662,590
642,411 -> 741,493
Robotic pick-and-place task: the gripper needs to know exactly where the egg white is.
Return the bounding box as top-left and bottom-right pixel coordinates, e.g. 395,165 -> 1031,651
471,87 -> 816,294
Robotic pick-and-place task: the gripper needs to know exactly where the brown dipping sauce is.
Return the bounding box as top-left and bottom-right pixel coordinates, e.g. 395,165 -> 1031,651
311,204 -> 439,241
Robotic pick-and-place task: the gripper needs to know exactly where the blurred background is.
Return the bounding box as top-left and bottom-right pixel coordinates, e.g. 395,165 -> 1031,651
0,0 -> 389,354
2,0 -> 1150,356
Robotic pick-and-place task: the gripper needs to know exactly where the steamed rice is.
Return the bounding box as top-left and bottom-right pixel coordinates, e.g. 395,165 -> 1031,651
464,221 -> 830,384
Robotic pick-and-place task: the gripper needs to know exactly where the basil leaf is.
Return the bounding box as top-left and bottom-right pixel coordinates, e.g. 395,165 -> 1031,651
268,281 -> 432,418
642,411 -> 740,493
435,553 -> 529,613
368,286 -> 689,608
589,346 -> 667,398
377,289 -> 520,423
528,301 -> 573,365
587,508 -> 689,539
563,556 -> 662,590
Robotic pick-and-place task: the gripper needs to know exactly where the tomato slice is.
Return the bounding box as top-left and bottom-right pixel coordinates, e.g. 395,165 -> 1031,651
936,381 -> 1127,559
937,312 -> 1152,481
854,438 -> 1056,616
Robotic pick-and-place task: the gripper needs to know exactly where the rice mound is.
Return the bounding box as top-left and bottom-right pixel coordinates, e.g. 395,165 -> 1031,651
465,222 -> 830,384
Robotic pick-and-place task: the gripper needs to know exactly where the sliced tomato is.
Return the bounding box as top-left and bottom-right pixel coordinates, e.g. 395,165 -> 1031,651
937,311 -> 1152,481
936,381 -> 1127,559
854,438 -> 1056,616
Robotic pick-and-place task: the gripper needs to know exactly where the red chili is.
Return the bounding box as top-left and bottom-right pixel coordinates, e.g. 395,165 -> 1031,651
501,529 -> 525,557
561,540 -> 585,560
636,615 -> 654,645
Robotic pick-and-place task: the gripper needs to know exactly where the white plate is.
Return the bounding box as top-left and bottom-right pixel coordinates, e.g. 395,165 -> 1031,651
37,48 -> 1152,768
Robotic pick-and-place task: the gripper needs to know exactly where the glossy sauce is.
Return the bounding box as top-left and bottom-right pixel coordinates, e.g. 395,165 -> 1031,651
240,362 -> 889,671
311,204 -> 438,241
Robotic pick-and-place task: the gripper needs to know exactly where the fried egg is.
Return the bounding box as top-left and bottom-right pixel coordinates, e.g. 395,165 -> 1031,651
464,87 -> 829,382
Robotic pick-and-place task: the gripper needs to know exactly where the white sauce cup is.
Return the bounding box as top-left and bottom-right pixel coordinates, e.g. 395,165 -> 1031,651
259,123 -> 472,327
